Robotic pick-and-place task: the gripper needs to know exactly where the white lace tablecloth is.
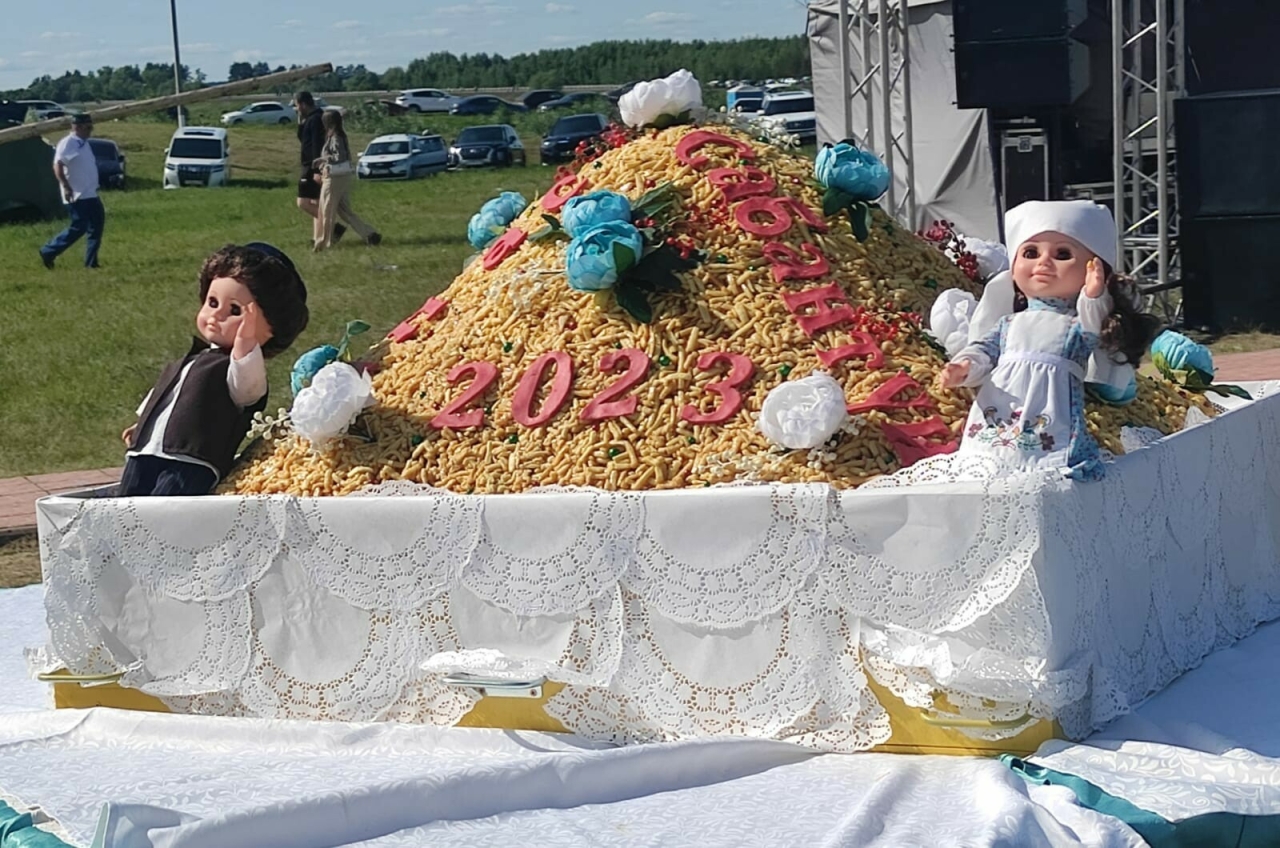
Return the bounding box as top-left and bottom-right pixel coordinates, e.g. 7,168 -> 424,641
33,391 -> 1280,752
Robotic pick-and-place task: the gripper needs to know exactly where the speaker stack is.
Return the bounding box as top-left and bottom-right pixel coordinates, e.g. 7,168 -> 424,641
1176,1 -> 1280,331
953,0 -> 1091,111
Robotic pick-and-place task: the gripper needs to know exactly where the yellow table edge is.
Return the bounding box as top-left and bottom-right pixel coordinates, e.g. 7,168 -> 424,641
52,673 -> 1059,757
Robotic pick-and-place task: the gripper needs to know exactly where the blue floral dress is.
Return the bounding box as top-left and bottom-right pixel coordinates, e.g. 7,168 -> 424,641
950,291 -> 1110,481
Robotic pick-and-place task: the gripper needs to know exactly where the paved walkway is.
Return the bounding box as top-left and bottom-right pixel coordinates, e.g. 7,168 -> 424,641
1,348 -> 1277,537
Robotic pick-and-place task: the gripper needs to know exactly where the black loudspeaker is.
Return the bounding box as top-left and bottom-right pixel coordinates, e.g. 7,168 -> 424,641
953,0 -> 1087,42
1185,0 -> 1280,96
1175,90 -> 1280,218
1181,215 -> 1280,332
955,38 -> 1090,110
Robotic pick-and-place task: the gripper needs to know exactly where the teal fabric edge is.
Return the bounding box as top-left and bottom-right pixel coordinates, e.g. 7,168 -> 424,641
0,801 -> 75,848
1001,753 -> 1280,848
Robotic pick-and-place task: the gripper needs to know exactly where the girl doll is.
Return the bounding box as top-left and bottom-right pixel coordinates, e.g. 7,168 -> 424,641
118,243 -> 310,496
937,201 -> 1159,480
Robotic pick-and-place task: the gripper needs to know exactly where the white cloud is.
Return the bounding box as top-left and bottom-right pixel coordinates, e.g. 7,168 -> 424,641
391,28 -> 454,38
641,11 -> 697,24
19,51 -> 44,58
40,31 -> 82,39
279,18 -> 305,27
437,2 -> 513,13
183,42 -> 219,53
0,59 -> 8,69
545,34 -> 576,44
231,49 -> 266,62
333,20 -> 362,29
545,2 -> 575,11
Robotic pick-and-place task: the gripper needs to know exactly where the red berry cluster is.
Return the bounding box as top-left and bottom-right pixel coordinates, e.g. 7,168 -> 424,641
916,219 -> 981,282
848,304 -> 915,342
572,123 -> 638,169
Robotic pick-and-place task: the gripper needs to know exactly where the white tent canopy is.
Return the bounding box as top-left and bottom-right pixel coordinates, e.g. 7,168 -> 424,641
807,0 -> 1002,240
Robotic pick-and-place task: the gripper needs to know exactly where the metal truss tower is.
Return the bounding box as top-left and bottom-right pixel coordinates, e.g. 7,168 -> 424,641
1112,0 -> 1185,318
836,0 -> 916,227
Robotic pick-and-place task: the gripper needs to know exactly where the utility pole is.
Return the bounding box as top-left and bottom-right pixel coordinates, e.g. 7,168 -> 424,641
170,0 -> 185,127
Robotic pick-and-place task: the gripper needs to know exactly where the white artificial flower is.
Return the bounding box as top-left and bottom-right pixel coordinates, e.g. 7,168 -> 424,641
290,362 -> 374,445
619,68 -> 703,128
961,236 -> 1009,280
928,288 -> 978,358
757,371 -> 849,450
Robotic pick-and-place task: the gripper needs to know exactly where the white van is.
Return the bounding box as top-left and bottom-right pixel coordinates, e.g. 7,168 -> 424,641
162,126 -> 231,189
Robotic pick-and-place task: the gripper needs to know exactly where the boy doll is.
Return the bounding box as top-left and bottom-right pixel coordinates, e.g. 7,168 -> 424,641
118,243 -> 309,496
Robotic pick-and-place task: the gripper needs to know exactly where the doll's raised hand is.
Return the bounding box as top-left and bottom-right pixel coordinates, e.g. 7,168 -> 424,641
937,360 -> 971,389
121,423 -> 136,446
1084,257 -> 1106,298
232,302 -> 271,360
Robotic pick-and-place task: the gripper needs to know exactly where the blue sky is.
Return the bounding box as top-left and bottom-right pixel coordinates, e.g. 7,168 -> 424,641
0,0 -> 810,91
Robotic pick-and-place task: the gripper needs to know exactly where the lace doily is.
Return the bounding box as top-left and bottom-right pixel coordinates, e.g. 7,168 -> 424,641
31,394 -> 1280,751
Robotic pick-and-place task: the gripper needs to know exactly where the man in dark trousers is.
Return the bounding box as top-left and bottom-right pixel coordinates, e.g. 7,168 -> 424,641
292,91 -> 343,244
39,113 -> 105,269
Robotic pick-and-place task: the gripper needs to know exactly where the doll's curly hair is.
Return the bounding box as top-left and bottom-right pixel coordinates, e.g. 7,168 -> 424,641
198,244 -> 310,358
1011,263 -> 1161,366
1098,268 -> 1163,365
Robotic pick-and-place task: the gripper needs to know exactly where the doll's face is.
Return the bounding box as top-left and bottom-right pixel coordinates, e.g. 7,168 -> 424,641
197,276 -> 272,349
1011,232 -> 1095,300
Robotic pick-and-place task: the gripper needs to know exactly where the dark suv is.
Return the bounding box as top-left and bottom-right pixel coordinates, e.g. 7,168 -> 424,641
449,124 -> 527,168
539,113 -> 609,164
90,139 -> 127,189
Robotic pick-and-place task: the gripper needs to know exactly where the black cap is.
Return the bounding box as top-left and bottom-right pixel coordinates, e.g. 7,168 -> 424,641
71,113 -> 93,126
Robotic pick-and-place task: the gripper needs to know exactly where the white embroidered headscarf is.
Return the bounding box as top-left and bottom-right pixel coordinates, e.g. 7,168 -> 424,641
967,200 -> 1133,390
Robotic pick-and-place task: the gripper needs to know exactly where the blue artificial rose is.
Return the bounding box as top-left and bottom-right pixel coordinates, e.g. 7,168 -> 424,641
467,210 -> 505,250
291,344 -> 340,396
467,191 -> 529,250
480,191 -> 529,223
1151,330 -> 1214,381
814,142 -> 890,201
561,190 -> 633,238
1089,374 -> 1138,406
565,220 -> 644,292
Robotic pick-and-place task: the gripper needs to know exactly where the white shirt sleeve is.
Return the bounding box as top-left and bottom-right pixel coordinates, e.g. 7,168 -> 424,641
135,389 -> 153,417
54,136 -> 83,165
226,345 -> 268,408
1076,288 -> 1114,337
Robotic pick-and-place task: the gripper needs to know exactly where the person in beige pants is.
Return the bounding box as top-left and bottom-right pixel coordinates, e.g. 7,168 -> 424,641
314,110 -> 381,250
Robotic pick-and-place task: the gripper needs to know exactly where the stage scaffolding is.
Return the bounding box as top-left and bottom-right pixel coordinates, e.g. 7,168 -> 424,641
1112,0 -> 1185,322
835,0 -> 917,227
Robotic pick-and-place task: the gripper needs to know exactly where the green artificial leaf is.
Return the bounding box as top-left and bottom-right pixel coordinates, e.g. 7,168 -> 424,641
823,187 -> 854,217
541,213 -> 562,230
1151,351 -> 1172,381
529,225 -> 571,243
1204,383 -> 1253,400
614,281 -> 654,323
647,110 -> 692,130
639,227 -> 657,244
634,181 -> 676,213
345,320 -> 371,337
612,241 -> 637,275
849,201 -> 871,243
1183,369 -> 1212,390
488,225 -> 507,236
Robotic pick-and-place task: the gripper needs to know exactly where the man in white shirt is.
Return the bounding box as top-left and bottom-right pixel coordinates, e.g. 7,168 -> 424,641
39,113 -> 105,269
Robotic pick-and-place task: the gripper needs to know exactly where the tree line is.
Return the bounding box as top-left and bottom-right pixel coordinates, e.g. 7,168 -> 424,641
4,37 -> 810,102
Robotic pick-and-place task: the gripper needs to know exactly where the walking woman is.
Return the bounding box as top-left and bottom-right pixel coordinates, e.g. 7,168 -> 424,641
313,110 -> 381,250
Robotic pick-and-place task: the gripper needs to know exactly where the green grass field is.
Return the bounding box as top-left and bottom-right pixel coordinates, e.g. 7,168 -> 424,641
0,119 -> 555,477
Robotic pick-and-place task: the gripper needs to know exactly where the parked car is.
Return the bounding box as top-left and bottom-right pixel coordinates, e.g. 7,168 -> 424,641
395,89 -> 460,113
220,101 -> 296,126
449,95 -> 526,116
89,138 -> 126,189
539,113 -> 608,164
538,92 -> 609,112
357,133 -> 448,180
750,91 -> 817,143
448,124 -> 526,168
604,81 -> 639,103
162,126 -> 230,189
17,100 -> 65,120
520,89 -> 563,110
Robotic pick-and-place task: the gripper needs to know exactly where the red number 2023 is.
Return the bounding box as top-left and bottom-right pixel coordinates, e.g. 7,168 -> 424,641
581,348 -> 651,423
681,352 -> 754,425
511,351 -> 573,427
430,362 -> 500,430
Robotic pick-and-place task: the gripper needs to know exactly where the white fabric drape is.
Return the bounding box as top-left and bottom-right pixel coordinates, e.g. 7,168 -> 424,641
32,392 -> 1280,751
